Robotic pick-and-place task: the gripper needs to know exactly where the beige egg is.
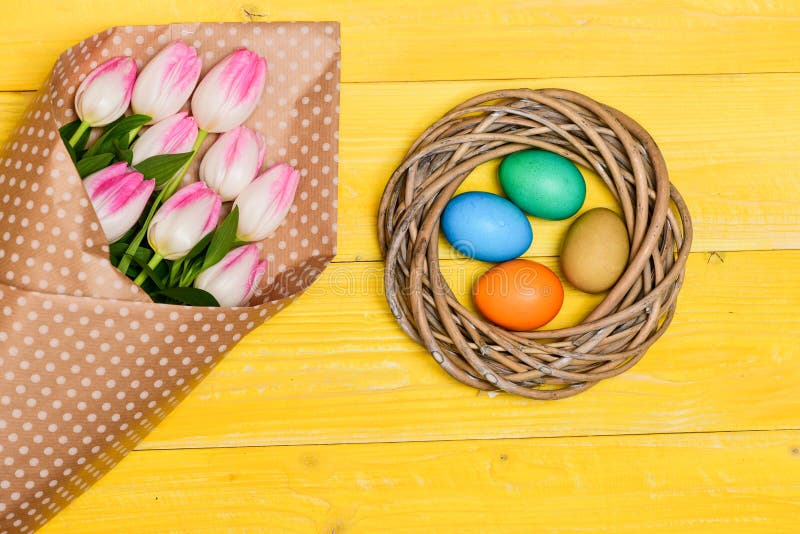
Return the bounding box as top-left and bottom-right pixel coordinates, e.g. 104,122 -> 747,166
560,208 -> 630,293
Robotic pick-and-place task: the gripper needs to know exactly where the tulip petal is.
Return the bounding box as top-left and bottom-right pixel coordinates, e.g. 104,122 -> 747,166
191,48 -> 267,133
83,163 -> 155,243
83,162 -> 130,199
148,182 -> 222,260
234,163 -> 301,242
75,57 -> 137,126
255,131 -> 267,171
131,112 -> 199,165
194,244 -> 265,306
132,40 -> 203,123
98,178 -> 155,242
200,126 -> 264,201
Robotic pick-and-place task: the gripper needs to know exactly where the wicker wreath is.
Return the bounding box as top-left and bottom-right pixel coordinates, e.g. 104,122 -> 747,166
378,89 -> 693,399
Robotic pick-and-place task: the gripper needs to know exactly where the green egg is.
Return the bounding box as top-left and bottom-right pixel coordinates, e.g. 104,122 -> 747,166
498,149 -> 586,220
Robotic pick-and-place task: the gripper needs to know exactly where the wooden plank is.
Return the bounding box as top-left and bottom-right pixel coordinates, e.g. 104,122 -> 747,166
1,1 -> 799,90
2,72 -> 799,260
339,72 -> 800,260
41,430 -> 800,533
130,249 -> 800,449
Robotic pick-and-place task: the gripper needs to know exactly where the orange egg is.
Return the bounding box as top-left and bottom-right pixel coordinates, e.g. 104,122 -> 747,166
473,259 -> 564,330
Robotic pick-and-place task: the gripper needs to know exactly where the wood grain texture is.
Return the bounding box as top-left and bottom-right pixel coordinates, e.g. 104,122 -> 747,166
2,72 -> 799,261
0,1 -> 799,90
342,72 -> 800,259
129,250 -> 800,449
2,2 -> 799,530
40,430 -> 800,533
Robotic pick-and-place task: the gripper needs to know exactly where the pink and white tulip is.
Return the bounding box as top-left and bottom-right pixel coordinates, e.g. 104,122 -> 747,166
131,40 -> 202,124
194,245 -> 267,307
191,48 -> 267,133
200,126 -> 266,201
147,182 -> 222,260
131,111 -> 198,165
234,163 -> 300,242
75,56 -> 137,126
83,162 -> 155,243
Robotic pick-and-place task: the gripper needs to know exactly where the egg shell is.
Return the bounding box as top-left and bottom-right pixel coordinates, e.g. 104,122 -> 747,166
441,191 -> 532,262
473,259 -> 564,331
560,207 -> 630,293
499,149 -> 586,220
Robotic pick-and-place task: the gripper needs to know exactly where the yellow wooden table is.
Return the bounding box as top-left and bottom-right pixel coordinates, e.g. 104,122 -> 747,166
1,1 -> 799,531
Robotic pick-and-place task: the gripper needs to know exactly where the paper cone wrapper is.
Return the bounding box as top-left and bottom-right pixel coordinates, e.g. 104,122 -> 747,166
0,22 -> 340,532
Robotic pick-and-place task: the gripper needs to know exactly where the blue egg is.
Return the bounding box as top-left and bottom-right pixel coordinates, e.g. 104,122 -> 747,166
441,192 -> 533,262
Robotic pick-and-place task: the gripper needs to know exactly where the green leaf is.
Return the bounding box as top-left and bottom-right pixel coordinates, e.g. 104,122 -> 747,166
153,287 -> 220,307
59,120 -> 92,157
109,242 -> 131,257
84,114 -> 151,158
168,231 -> 212,287
59,120 -> 80,143
125,252 -> 165,289
170,232 -> 212,287
101,113 -> 130,134
59,121 -> 80,161
134,152 -> 193,187
109,242 -> 127,264
111,225 -> 140,248
59,121 -> 81,163
112,138 -> 133,165
110,244 -> 153,276
179,259 -> 206,288
76,153 -> 114,178
184,232 -> 214,264
202,207 -> 239,271
169,258 -> 184,287
109,241 -> 150,261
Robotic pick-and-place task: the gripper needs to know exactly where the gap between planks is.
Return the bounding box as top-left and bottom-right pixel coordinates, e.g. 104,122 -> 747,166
133,426 -> 800,454
2,69 -> 800,95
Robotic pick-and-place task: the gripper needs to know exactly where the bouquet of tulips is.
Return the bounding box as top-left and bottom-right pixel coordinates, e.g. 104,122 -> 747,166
0,22 -> 340,532
65,41 -> 300,307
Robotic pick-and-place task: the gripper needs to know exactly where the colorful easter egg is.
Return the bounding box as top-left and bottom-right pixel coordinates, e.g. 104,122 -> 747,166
441,191 -> 532,262
473,259 -> 564,330
561,208 -> 630,293
499,149 -> 586,220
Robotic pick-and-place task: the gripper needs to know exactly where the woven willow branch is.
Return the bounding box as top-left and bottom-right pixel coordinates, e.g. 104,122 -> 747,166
378,89 -> 693,399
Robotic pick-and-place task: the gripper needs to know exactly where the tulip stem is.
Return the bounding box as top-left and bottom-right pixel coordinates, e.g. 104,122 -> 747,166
68,120 -> 91,147
134,253 -> 163,286
163,129 -> 209,197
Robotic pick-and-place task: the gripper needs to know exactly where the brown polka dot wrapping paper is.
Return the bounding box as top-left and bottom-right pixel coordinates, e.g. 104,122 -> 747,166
0,22 -> 340,532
